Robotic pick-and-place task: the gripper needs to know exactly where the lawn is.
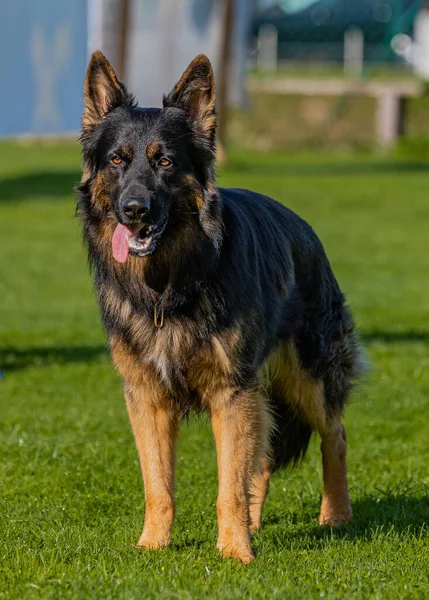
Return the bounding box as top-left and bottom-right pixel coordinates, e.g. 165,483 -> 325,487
1,141 -> 428,599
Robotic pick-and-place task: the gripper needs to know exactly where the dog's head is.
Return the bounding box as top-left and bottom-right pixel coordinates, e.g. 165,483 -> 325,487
79,51 -> 219,264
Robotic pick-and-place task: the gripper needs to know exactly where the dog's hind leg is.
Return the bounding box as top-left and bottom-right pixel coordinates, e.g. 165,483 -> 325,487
297,386 -> 352,526
249,456 -> 271,533
318,418 -> 351,526
267,341 -> 352,526
293,384 -> 352,526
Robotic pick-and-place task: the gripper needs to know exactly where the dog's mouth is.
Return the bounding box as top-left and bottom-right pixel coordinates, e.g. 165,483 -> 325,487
112,214 -> 168,263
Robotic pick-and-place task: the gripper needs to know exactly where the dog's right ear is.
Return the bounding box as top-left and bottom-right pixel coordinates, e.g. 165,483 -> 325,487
83,51 -> 134,131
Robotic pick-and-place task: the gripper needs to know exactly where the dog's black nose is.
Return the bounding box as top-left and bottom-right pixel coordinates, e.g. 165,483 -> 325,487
121,197 -> 150,221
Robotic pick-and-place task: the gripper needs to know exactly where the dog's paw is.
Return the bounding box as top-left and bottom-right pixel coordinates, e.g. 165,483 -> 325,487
249,523 -> 261,535
319,511 -> 352,527
134,531 -> 171,550
217,537 -> 254,564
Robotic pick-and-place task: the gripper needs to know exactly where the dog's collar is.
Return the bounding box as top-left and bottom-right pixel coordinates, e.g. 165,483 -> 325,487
154,305 -> 165,329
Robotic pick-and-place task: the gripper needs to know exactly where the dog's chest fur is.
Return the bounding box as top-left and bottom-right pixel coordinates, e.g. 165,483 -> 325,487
108,305 -> 238,404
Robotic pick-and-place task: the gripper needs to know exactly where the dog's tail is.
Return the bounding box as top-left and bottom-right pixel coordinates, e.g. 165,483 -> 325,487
270,400 -> 313,471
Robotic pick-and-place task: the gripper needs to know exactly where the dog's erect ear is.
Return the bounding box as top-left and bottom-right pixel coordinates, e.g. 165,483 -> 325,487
83,51 -> 134,131
163,55 -> 216,151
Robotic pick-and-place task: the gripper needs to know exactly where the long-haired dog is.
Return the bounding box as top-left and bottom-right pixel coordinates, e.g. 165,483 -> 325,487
77,51 -> 362,563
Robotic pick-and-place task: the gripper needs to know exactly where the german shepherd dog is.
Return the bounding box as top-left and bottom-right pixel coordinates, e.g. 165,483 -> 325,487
77,51 -> 362,563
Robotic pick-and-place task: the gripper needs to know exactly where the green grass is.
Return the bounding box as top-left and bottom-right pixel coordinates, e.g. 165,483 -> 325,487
1,141 -> 428,599
249,62 -> 418,81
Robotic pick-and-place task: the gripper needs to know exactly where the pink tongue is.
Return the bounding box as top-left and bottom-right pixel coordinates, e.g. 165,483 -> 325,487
112,224 -> 138,263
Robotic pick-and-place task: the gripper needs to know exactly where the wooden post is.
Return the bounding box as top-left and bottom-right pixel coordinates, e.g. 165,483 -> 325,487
87,0 -> 104,55
217,0 -> 234,157
117,0 -> 130,80
344,27 -> 364,78
257,24 -> 278,72
414,2 -> 429,79
375,93 -> 405,148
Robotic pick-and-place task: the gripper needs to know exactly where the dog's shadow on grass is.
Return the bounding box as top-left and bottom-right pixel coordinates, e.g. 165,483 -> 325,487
0,344 -> 108,372
362,330 -> 429,344
226,160 -> 429,179
0,171 -> 80,202
263,494 -> 429,550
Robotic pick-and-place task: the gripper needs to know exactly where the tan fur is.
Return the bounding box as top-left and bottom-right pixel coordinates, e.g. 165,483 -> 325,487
260,341 -> 351,527
249,456 -> 271,533
129,318 -> 194,391
99,219 -> 118,256
188,328 -> 241,403
210,388 -> 269,564
261,341 -> 327,432
100,285 -> 132,323
183,174 -> 205,210
125,382 -> 178,549
121,143 -> 134,162
92,171 -> 113,209
212,336 -> 232,375
110,336 -> 143,387
200,113 -> 216,137
111,337 -> 178,548
146,141 -> 161,161
81,161 -> 92,184
112,314 -> 242,400
319,421 -> 352,525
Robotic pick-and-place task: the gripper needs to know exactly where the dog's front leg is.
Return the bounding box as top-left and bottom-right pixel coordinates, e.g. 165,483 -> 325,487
210,388 -> 266,564
125,382 -> 178,550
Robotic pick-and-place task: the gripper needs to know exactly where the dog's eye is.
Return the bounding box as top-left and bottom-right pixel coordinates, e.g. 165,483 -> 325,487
111,156 -> 122,166
158,157 -> 172,168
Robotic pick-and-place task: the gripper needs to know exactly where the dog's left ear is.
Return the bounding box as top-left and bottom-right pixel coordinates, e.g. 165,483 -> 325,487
83,50 -> 134,131
163,55 -> 216,152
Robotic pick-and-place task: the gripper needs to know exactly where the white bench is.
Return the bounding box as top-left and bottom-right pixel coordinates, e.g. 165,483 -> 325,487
248,78 -> 424,148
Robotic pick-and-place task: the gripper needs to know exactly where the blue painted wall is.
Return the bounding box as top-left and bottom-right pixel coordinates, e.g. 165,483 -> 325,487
0,0 -> 87,136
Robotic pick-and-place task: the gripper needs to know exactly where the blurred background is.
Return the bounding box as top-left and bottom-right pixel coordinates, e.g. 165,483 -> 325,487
2,0 -> 429,150
1,3 -> 429,596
